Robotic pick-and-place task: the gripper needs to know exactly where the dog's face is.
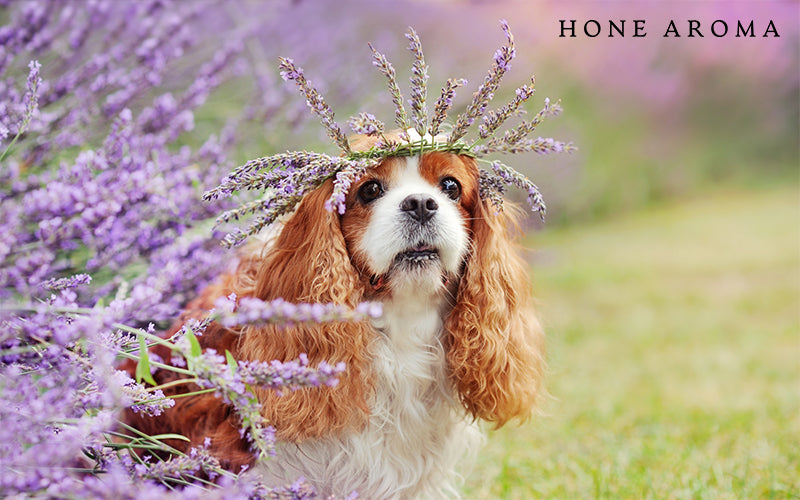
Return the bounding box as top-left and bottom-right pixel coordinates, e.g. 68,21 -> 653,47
340,151 -> 480,296
239,140 -> 542,439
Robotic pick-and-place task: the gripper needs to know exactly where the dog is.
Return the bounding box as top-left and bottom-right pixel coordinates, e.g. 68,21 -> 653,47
128,131 -> 545,499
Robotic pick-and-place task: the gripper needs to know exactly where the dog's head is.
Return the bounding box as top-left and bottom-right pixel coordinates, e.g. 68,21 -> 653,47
341,142 -> 476,299
237,132 -> 544,439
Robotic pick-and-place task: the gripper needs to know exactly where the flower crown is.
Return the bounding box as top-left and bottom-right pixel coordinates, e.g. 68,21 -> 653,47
205,21 -> 574,248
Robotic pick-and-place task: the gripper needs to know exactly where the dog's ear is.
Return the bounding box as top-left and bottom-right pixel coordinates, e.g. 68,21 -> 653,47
236,181 -> 373,441
444,197 -> 545,426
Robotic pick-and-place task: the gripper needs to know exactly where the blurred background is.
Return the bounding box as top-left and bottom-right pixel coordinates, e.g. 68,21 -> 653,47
4,0 -> 797,497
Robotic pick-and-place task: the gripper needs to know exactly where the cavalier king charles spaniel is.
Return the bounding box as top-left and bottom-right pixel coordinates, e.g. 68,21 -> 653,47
128,132 -> 545,499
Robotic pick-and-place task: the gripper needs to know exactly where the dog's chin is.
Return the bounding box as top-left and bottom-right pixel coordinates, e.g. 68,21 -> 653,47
393,244 -> 439,267
383,244 -> 449,294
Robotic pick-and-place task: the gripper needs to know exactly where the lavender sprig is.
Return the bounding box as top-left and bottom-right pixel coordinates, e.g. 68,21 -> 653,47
0,60 -> 42,161
369,42 -> 409,134
179,345 -> 277,460
204,151 -> 346,201
474,97 -> 566,156
326,159 -> 379,214
479,76 -> 535,139
218,197 -> 302,248
478,169 -> 507,211
448,20 -> 516,146
348,112 -> 385,136
134,440 -> 222,483
484,160 -> 546,218
114,371 -> 176,417
208,152 -> 379,247
279,57 -> 351,154
212,295 -> 383,328
406,27 -> 428,137
214,194 -> 303,226
180,339 -> 348,460
428,77 -> 467,137
239,354 -> 347,394
41,273 -> 92,291
478,136 -> 575,156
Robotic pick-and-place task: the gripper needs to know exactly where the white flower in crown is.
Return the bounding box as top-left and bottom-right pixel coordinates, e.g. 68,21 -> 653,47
205,21 -> 575,248
402,128 -> 449,148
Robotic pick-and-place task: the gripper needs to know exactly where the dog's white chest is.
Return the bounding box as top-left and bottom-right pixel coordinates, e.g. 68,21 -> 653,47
256,293 -> 482,499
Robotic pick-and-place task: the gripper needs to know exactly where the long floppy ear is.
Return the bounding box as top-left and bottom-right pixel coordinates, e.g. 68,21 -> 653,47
235,180 -> 374,442
444,197 -> 545,426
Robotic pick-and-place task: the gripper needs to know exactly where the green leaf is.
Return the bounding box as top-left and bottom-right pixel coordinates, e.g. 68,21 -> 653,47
225,350 -> 238,374
187,328 -> 202,358
147,433 -> 191,442
135,335 -> 157,386
183,328 -> 202,372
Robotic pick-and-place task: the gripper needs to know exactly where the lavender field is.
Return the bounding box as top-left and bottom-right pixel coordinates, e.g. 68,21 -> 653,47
1,1 -> 797,498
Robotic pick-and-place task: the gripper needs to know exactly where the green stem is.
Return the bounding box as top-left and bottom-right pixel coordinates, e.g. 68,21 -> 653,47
168,388 -> 216,399
116,350 -> 193,376
148,377 -> 200,393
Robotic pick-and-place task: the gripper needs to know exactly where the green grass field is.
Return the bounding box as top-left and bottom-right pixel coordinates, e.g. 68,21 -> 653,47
464,187 -> 799,499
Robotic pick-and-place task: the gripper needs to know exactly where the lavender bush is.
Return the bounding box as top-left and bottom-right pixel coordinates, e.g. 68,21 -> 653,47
0,1 -> 374,498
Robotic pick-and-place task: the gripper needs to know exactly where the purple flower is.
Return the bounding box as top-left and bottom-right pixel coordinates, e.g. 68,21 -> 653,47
278,57 -> 351,154
41,273 -> 92,291
0,2 -> 371,497
213,295 -> 382,328
406,27 -> 429,136
348,112 -> 385,136
369,41 -> 409,133
428,78 -> 467,137
448,20 -> 517,145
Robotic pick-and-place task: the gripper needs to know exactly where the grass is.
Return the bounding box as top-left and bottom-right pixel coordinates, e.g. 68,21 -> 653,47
464,186 -> 800,499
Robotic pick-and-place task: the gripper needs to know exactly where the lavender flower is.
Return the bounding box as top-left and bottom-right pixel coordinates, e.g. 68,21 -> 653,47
327,160 -> 374,215
474,97 -> 571,156
134,439 -> 222,483
41,273 -> 92,291
238,354 -> 347,393
369,41 -> 410,134
22,59 -> 42,119
428,78 -> 467,137
478,76 -> 535,139
0,2 -> 371,497
0,59 -> 41,161
448,20 -> 516,146
279,57 -> 351,154
213,295 -> 382,328
406,27 -> 429,137
178,340 -> 345,460
114,370 -> 176,417
207,151 -> 379,247
486,160 -> 547,217
478,168 -> 507,212
206,151 -> 359,202
348,112 -> 385,136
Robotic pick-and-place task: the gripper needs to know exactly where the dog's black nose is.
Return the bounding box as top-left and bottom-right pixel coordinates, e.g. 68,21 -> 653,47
400,194 -> 438,223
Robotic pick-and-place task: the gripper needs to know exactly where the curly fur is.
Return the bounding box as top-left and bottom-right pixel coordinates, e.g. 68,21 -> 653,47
445,190 -> 545,426
125,134 -> 545,499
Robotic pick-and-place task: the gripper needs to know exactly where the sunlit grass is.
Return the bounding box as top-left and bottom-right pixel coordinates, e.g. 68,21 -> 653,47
465,187 -> 799,499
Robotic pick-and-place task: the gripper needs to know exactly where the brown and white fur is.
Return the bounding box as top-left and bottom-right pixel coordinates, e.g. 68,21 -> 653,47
127,132 -> 545,499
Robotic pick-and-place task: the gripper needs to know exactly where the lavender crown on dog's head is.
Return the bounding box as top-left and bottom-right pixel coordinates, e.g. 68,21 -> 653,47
204,20 -> 575,248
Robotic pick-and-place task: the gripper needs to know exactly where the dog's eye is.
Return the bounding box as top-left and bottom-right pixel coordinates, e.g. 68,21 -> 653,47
439,177 -> 461,201
358,180 -> 384,203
